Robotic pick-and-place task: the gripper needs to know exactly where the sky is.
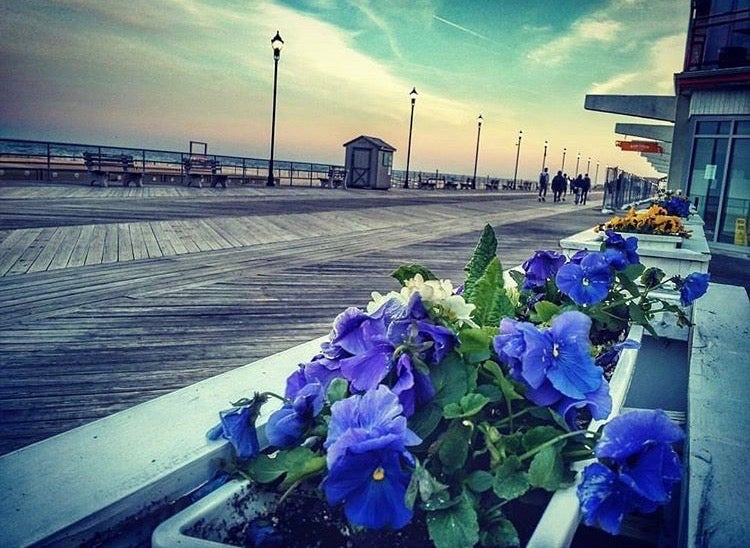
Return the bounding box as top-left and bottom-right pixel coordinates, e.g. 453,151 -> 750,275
0,0 -> 688,180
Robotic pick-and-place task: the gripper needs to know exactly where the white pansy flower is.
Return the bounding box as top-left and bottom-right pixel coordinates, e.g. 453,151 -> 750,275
367,274 -> 477,327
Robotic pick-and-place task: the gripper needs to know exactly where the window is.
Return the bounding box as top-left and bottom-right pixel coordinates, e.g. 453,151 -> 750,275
382,151 -> 393,167
696,120 -> 731,134
687,138 -> 729,240
717,138 -> 750,244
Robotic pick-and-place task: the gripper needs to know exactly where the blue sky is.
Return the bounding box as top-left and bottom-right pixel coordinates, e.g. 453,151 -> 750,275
0,0 -> 688,179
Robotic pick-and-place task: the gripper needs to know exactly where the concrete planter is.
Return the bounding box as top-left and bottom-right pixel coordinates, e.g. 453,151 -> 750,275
560,220 -> 710,279
152,327 -> 644,548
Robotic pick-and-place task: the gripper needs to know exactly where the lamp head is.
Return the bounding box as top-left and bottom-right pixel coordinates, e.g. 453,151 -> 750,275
409,87 -> 418,100
271,31 -> 284,59
477,114 -> 483,126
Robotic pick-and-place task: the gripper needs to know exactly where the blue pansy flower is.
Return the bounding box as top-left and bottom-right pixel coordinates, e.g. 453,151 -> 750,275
522,250 -> 567,289
265,382 -> 324,448
324,385 -> 421,467
677,272 -> 710,306
390,353 -> 436,417
556,252 -> 613,306
661,196 -> 691,217
323,386 -> 420,530
324,449 -> 414,530
602,230 -> 639,271
494,312 -> 606,418
206,404 -> 261,459
577,409 -> 684,534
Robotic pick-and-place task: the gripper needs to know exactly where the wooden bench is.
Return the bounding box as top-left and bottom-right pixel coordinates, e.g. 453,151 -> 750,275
485,179 -> 500,191
319,168 -> 346,188
83,152 -> 143,188
419,176 -> 443,190
460,179 -> 474,190
182,156 -> 228,188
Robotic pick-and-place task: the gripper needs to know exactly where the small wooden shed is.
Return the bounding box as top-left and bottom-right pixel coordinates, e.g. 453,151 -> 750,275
343,135 -> 396,190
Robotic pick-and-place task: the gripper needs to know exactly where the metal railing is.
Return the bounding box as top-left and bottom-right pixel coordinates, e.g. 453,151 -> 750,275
601,167 -> 658,210
0,138 -> 344,187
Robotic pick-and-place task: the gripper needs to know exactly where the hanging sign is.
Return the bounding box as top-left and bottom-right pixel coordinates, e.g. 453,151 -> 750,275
615,140 -> 663,153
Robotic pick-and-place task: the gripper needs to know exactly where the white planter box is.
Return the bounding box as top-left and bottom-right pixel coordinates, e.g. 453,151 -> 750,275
613,231 -> 681,251
153,327 -> 645,548
560,221 -> 710,279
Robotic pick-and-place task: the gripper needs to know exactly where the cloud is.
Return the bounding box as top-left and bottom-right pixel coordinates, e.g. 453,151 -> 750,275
349,0 -> 403,59
587,33 -> 684,95
528,18 -> 622,66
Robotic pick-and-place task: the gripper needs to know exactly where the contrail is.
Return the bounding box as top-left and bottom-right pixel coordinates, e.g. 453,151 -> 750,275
433,14 -> 491,41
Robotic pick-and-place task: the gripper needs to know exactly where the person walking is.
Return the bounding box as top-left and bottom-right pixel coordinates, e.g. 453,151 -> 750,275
581,173 -> 591,205
551,170 -> 565,203
538,167 -> 549,202
561,173 -> 569,201
572,174 -> 583,205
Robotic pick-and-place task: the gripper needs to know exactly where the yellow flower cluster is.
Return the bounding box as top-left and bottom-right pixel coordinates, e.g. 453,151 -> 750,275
596,205 -> 691,238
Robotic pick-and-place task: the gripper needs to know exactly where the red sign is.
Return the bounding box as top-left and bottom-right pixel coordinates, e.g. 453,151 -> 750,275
616,140 -> 663,153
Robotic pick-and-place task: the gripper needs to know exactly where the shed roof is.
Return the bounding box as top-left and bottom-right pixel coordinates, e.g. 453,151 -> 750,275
342,135 -> 397,151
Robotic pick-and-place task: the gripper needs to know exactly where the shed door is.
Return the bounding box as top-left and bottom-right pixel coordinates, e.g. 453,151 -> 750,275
350,147 -> 371,188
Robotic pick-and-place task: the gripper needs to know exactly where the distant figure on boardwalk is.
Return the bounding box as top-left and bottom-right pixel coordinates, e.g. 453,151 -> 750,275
561,173 -> 569,201
551,170 -> 565,203
572,174 -> 583,205
538,167 -> 549,202
581,173 -> 591,205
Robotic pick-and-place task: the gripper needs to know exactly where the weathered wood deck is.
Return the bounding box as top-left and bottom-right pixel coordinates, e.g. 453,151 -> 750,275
0,181 -> 607,455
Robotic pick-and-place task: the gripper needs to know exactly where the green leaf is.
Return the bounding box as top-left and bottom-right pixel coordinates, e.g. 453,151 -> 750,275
627,302 -> 657,337
431,352 -> 472,408
457,327 -> 493,362
245,453 -> 288,484
528,445 -> 565,491
507,269 -> 526,289
522,426 -> 565,452
465,470 -> 494,493
391,264 -> 437,285
476,383 -> 503,403
246,447 -> 326,488
407,461 -> 450,508
426,491 -> 480,548
621,262 -> 646,282
463,224 -> 498,303
437,420 -> 473,473
443,393 -> 490,419
496,372 -> 525,404
471,258 -> 516,327
492,456 -> 530,500
480,517 -> 520,548
409,402 -> 444,440
326,378 -> 349,403
532,300 -> 562,324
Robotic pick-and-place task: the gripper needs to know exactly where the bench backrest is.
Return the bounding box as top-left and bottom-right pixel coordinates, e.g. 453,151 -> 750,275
83,152 -> 135,170
183,156 -> 220,173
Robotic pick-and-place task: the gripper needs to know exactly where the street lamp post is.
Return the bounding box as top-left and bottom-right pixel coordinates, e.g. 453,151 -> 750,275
575,153 -> 581,177
512,130 -> 522,189
267,30 -> 284,187
404,87 -> 418,189
561,148 -> 567,173
542,140 -> 548,171
595,161 -> 600,186
472,114 -> 483,189
586,156 -> 591,175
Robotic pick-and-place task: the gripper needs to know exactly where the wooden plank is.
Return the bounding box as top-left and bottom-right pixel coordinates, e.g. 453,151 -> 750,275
46,226 -> 82,271
129,222 -> 148,261
101,223 -> 119,264
27,227 -> 65,273
6,227 -> 56,276
84,224 -> 106,266
67,224 -> 95,268
159,221 -> 188,255
0,229 -> 43,276
141,222 -> 163,259
117,223 -> 133,262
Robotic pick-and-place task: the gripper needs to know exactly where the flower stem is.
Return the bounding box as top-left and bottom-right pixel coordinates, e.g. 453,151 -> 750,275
518,430 -> 595,462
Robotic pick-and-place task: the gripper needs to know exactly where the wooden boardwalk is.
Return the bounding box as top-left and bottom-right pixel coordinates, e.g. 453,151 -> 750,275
0,181 -> 606,455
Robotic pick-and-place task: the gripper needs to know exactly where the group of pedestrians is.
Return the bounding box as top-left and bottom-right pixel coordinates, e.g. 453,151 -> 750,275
537,167 -> 591,205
